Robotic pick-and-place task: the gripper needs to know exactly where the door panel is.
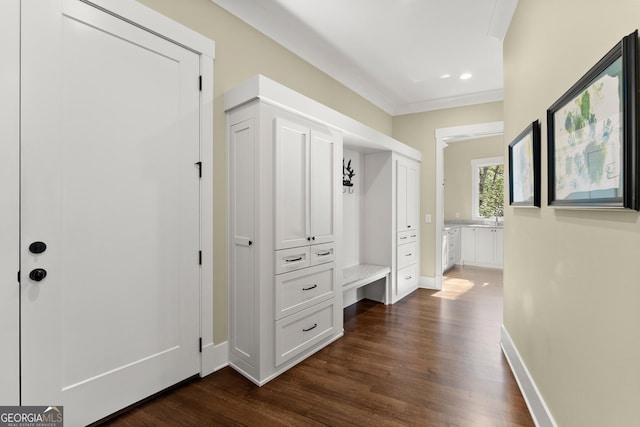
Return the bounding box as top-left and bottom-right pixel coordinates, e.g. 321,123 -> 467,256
275,118 -> 310,249
0,0 -> 20,406
310,130 -> 335,244
21,2 -> 200,425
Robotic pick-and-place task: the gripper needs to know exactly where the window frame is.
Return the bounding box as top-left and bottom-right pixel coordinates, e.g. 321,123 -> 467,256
471,156 -> 504,220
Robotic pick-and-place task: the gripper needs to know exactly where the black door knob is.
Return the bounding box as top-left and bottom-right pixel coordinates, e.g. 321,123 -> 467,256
29,268 -> 47,282
29,241 -> 47,254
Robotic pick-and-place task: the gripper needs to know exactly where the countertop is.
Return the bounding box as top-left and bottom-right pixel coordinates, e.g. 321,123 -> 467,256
443,221 -> 503,230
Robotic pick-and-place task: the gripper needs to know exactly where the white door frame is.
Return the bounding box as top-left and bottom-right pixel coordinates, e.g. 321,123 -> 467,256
434,121 -> 503,288
0,0 -> 216,405
0,0 -> 20,406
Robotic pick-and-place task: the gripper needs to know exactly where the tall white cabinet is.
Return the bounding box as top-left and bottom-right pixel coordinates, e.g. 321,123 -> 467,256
363,152 -> 421,304
227,97 -> 343,385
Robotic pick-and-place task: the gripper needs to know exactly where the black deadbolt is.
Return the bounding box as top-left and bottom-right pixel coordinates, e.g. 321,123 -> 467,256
29,241 -> 47,254
29,268 -> 47,282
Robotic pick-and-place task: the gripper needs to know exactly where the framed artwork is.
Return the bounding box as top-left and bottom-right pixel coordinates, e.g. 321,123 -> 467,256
547,30 -> 639,209
509,120 -> 541,207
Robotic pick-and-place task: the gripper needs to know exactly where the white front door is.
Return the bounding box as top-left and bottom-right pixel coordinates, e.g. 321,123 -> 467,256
20,1 -> 201,425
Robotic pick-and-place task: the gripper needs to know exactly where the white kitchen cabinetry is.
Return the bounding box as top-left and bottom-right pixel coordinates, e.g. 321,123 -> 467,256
442,228 -> 460,272
461,226 -> 503,269
227,98 -> 343,385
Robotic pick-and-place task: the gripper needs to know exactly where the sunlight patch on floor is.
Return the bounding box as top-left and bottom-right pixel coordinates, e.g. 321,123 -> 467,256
432,277 -> 475,300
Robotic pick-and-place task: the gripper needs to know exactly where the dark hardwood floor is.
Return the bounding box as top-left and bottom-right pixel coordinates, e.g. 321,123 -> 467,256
101,266 -> 534,426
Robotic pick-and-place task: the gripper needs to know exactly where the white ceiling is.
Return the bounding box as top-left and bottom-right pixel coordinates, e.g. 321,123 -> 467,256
212,0 -> 518,116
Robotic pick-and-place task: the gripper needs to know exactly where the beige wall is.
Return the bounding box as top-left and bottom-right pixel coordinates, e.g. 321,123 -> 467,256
444,135 -> 503,221
136,0 -> 393,343
392,102 -> 503,277
504,1 -> 640,425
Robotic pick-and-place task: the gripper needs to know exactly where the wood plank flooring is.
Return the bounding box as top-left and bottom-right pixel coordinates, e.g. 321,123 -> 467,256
100,266 -> 533,426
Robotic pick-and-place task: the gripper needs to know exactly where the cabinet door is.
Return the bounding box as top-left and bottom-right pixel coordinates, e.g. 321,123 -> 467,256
494,228 -> 504,267
461,227 -> 476,262
275,118 -> 310,249
309,129 -> 335,244
476,228 -> 494,265
397,161 -> 408,230
397,159 -> 418,231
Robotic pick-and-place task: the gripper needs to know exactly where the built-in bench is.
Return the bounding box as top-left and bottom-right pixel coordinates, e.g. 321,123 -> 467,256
342,264 -> 390,305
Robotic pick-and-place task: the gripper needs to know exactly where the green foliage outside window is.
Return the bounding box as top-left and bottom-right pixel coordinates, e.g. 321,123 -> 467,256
478,165 -> 504,218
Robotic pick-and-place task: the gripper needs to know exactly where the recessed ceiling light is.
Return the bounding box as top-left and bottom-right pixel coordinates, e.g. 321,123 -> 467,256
460,73 -> 473,80
440,74 -> 451,79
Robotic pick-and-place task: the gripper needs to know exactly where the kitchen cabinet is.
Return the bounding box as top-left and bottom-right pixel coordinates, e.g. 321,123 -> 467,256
461,226 -> 503,269
442,227 -> 460,271
227,98 -> 343,385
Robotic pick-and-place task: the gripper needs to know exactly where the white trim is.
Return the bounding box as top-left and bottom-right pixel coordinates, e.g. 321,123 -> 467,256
80,0 -> 215,58
199,54 -> 215,377
0,0 -> 20,406
501,325 -> 557,427
223,75 -> 422,162
471,156 -> 504,220
434,122 -> 503,299
201,341 -> 229,376
394,89 -> 504,116
419,275 -> 440,290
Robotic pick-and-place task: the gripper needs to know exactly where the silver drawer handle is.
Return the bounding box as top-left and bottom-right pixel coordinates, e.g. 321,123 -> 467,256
399,236 -> 407,240
410,234 -> 417,238
316,251 -> 331,256
405,253 -> 412,256
302,284 -> 317,291
302,323 -> 318,332
285,256 -> 303,263
404,276 -> 412,280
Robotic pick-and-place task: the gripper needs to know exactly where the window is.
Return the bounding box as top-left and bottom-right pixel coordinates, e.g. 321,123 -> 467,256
471,157 -> 504,220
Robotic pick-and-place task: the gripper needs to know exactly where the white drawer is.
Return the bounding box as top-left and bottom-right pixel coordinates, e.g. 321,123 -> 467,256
397,264 -> 418,294
275,298 -> 336,366
397,242 -> 417,270
398,230 -> 417,244
275,246 -> 311,275
275,263 -> 335,320
309,242 -> 335,267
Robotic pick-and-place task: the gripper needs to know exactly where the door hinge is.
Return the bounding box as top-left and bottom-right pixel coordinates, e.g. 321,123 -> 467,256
195,161 -> 202,178
199,337 -> 202,353
17,271 -> 20,283
199,75 -> 202,91
199,250 -> 202,265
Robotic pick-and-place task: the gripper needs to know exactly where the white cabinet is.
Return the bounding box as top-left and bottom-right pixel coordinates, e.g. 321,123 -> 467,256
275,118 -> 335,250
397,158 -> 418,231
443,227 -> 460,272
461,227 -> 503,268
393,157 -> 420,303
360,152 -> 421,305
227,99 -> 343,385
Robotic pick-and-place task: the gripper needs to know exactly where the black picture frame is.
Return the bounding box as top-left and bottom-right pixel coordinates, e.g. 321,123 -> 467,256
547,30 -> 639,210
509,120 -> 541,207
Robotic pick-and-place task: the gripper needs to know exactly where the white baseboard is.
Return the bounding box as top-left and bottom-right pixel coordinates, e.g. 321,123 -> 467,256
501,325 -> 557,427
201,341 -> 229,377
419,275 -> 440,290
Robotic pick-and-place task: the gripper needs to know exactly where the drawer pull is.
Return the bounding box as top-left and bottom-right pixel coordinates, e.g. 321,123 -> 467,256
410,234 -> 417,238
285,256 -> 303,263
404,276 -> 412,280
302,323 -> 318,332
405,253 -> 412,256
316,251 -> 331,256
399,236 -> 407,240
302,284 -> 317,291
